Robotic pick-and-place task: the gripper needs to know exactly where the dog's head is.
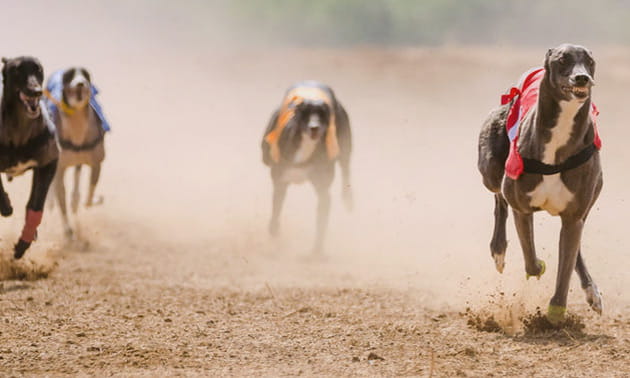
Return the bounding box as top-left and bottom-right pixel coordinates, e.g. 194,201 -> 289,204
544,44 -> 595,103
1,56 -> 44,119
292,98 -> 331,142
62,67 -> 91,109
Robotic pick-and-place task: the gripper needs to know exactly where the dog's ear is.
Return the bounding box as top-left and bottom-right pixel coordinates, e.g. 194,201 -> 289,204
544,48 -> 554,71
80,68 -> 91,83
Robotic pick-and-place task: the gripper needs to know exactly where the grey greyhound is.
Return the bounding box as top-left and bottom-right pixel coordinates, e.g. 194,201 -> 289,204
478,44 -> 603,325
44,68 -> 106,239
262,81 -> 352,254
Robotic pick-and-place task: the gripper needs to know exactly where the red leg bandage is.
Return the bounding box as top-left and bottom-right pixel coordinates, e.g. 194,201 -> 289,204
20,209 -> 43,243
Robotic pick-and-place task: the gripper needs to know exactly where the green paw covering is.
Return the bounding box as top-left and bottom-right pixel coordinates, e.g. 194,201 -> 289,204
526,259 -> 546,280
547,305 -> 566,325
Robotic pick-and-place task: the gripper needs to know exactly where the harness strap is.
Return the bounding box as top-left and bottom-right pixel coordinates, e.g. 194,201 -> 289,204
58,133 -> 104,152
43,89 -> 76,116
522,144 -> 597,175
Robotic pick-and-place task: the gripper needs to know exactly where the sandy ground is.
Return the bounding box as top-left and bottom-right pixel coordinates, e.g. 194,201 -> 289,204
0,4 -> 629,376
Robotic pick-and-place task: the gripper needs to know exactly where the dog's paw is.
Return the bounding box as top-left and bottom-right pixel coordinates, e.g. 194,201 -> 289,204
585,284 -> 603,315
85,195 -> 104,209
526,259 -> 546,280
546,304 -> 566,326
14,239 -> 31,259
492,253 -> 505,273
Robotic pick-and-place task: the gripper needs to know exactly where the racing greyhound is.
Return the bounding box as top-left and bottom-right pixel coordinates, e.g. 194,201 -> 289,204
262,81 -> 352,254
44,67 -> 107,238
0,56 -> 58,259
478,44 -> 603,325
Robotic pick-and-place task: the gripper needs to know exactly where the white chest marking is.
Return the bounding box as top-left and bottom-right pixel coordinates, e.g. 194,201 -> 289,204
527,99 -> 583,215
293,133 -> 318,164
6,160 -> 37,178
281,167 -> 309,184
528,174 -> 573,215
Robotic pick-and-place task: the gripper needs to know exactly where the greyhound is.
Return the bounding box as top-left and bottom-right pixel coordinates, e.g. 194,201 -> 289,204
261,81 -> 352,254
477,44 -> 603,325
44,67 -> 107,239
0,57 -> 58,259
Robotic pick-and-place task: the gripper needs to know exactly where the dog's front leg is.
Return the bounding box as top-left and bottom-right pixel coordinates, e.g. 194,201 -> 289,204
86,163 -> 103,208
269,178 -> 288,237
71,165 -> 82,213
512,210 -> 546,278
547,218 -> 584,325
312,179 -> 332,254
0,174 -> 13,217
14,160 -> 57,259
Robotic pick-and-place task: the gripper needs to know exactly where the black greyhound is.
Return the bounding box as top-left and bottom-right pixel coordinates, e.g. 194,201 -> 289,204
478,44 -> 603,325
262,81 -> 352,254
0,57 -> 58,259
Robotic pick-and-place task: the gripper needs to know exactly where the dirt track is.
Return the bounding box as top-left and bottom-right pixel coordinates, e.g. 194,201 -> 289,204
0,13 -> 630,376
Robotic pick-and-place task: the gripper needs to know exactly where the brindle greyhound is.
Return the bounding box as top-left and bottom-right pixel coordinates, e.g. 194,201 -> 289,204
0,56 -> 58,259
45,67 -> 106,238
478,44 -> 603,325
262,81 -> 352,254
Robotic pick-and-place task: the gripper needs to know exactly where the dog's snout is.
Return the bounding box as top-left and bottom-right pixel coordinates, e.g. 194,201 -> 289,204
573,74 -> 592,87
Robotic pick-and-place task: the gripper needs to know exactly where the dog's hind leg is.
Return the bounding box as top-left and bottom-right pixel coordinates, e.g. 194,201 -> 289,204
71,165 -> 82,213
86,163 -> 103,207
512,210 -> 546,279
575,181 -> 603,315
269,179 -> 288,237
490,193 -> 508,273
575,250 -> 602,315
310,169 -> 334,254
336,104 -> 353,212
54,168 -> 73,239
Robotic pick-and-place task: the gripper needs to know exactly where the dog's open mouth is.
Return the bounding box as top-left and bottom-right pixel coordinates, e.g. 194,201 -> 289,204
563,86 -> 590,100
19,92 -> 41,118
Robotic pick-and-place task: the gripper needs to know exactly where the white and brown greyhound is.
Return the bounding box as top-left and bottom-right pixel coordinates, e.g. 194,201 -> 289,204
44,68 -> 107,239
478,44 -> 603,325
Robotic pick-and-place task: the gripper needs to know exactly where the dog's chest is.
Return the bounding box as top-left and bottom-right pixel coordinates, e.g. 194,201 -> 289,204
281,167 -> 310,184
525,99 -> 582,215
527,174 -> 573,215
293,134 -> 319,164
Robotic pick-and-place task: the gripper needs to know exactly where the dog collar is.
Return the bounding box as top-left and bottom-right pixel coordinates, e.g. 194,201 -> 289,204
43,89 -> 76,116
57,133 -> 104,152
